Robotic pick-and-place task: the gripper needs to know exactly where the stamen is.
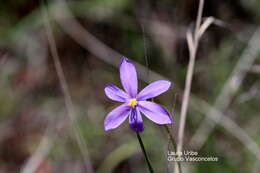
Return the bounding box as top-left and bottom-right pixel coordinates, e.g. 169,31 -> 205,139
128,98 -> 137,107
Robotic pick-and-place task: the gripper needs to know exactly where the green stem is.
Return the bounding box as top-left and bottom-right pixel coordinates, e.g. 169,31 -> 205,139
164,126 -> 177,150
136,132 -> 154,173
164,126 -> 182,173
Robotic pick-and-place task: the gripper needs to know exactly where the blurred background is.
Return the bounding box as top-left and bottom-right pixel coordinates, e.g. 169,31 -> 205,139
0,0 -> 260,172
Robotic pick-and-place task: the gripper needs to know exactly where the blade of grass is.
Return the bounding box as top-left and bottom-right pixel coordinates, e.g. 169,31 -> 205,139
41,2 -> 94,172
97,141 -> 140,173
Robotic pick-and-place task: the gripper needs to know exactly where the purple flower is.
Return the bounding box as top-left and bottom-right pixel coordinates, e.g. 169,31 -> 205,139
104,57 -> 173,132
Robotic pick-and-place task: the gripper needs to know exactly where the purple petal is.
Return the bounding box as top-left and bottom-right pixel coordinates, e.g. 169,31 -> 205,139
104,84 -> 130,102
137,80 -> 171,100
138,101 -> 173,124
129,107 -> 144,132
120,57 -> 138,97
104,104 -> 131,131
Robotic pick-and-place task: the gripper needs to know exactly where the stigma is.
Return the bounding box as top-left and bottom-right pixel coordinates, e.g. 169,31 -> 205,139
128,98 -> 137,107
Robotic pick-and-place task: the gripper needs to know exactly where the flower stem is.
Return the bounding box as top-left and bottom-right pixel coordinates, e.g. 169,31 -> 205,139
136,132 -> 154,173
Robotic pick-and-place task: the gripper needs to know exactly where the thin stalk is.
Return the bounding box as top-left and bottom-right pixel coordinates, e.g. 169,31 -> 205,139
177,0 -> 204,155
164,126 -> 177,150
175,1 -> 205,173
164,126 -> 182,173
136,132 -> 154,173
42,1 -> 94,172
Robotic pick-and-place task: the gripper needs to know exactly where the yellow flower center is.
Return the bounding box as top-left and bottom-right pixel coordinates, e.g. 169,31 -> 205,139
128,98 -> 137,107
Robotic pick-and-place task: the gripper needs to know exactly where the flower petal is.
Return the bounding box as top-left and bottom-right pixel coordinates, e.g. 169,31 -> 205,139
120,57 -> 138,97
137,80 -> 171,100
104,84 -> 130,102
104,104 -> 131,131
129,107 -> 144,132
138,101 -> 173,124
